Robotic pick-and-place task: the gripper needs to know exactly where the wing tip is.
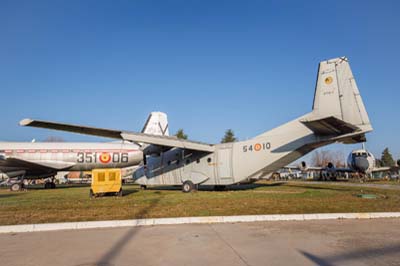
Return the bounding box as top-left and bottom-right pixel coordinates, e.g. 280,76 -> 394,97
19,118 -> 33,126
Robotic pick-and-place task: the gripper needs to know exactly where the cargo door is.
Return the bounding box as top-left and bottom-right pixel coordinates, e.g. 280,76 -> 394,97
217,148 -> 233,183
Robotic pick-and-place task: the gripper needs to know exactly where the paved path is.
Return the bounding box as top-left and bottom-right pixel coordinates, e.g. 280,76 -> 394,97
1,218 -> 400,266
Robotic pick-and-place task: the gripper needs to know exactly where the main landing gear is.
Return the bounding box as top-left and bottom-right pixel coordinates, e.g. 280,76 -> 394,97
182,180 -> 196,193
10,182 -> 24,192
8,176 -> 26,192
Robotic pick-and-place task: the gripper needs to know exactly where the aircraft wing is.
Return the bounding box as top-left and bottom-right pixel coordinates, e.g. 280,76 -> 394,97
20,118 -> 215,152
371,166 -> 391,173
301,116 -> 360,136
20,119 -> 124,139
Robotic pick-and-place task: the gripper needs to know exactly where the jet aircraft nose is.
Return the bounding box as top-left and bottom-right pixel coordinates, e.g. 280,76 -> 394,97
354,157 -> 370,172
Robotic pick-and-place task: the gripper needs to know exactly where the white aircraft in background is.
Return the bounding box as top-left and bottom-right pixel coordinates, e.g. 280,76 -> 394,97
298,144 -> 395,180
0,112 -> 169,191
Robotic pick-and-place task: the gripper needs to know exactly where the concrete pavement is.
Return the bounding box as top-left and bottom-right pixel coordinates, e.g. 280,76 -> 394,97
1,218 -> 400,266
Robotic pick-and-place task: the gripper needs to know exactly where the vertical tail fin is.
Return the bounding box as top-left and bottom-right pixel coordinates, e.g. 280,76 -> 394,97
312,57 -> 371,131
141,112 -> 169,136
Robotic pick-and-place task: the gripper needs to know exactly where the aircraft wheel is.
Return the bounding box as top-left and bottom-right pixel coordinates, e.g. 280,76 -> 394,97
140,185 -> 147,190
182,181 -> 194,193
10,183 -> 21,192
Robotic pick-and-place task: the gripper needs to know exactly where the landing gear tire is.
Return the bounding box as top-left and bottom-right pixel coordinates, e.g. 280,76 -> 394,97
182,181 -> 194,193
140,185 -> 147,190
10,183 -> 22,192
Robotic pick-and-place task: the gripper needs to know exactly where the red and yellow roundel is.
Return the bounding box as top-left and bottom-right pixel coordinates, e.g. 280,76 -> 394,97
99,152 -> 111,163
324,76 -> 333,85
254,143 -> 262,151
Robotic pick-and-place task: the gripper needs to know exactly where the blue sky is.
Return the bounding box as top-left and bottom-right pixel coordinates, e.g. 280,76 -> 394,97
1,0 -> 399,162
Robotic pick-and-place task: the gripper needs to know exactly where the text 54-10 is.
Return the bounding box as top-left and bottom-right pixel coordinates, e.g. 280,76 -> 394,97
242,143 -> 271,152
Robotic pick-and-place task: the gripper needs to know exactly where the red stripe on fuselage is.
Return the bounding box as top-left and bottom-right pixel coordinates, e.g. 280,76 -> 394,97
5,149 -> 139,154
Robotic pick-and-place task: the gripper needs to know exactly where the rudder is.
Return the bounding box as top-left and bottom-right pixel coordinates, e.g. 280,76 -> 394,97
141,112 -> 169,136
312,57 -> 371,130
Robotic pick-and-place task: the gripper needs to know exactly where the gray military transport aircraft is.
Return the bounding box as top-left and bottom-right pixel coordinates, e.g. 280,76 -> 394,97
21,57 -> 373,192
1,112 -> 169,191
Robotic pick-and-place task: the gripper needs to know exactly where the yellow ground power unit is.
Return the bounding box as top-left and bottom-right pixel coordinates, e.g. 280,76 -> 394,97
90,168 -> 122,198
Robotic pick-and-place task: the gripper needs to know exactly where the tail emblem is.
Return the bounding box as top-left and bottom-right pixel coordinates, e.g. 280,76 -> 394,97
325,76 -> 333,84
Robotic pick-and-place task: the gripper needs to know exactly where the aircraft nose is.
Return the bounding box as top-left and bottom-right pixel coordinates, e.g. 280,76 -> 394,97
354,157 -> 370,172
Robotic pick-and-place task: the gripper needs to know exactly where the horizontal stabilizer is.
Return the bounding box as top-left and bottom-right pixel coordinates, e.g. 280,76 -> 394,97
301,116 -> 360,136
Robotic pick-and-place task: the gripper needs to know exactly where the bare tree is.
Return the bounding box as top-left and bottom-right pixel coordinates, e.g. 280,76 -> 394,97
311,149 -> 345,167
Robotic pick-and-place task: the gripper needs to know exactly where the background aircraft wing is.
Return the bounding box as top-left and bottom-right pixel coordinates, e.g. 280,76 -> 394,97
371,166 -> 391,173
20,118 -> 215,152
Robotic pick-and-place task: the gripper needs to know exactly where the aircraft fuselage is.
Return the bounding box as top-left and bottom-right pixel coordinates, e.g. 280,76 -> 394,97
0,142 -> 142,179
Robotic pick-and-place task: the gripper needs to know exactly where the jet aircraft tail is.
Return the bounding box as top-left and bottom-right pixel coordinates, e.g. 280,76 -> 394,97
141,112 -> 169,136
307,57 -> 372,137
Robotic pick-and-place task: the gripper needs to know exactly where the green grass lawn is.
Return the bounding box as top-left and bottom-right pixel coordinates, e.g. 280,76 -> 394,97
1,182 -> 400,225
